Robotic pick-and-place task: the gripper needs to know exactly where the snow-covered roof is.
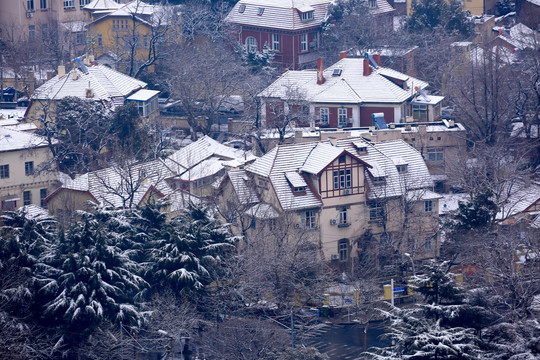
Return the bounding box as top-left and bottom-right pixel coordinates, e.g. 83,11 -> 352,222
0,127 -> 50,152
126,89 -> 160,101
245,137 -> 432,210
178,157 -> 224,181
227,170 -> 259,205
285,171 -> 308,187
335,138 -> 433,200
247,142 -> 326,211
84,0 -> 123,11
260,57 -> 429,104
0,108 -> 27,122
32,63 -> 147,104
300,142 -> 347,174
368,0 -> 395,15
51,159 -> 177,209
496,181 -> 540,220
18,204 -> 51,219
411,95 -> 444,105
225,0 -> 331,31
164,135 -> 253,174
60,21 -> 86,33
245,203 -> 280,219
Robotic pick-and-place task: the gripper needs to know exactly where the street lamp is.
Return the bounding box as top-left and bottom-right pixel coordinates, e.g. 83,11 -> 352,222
403,252 -> 416,277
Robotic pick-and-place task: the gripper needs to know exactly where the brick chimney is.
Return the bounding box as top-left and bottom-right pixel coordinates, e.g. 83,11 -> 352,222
373,53 -> 381,66
317,58 -> 325,85
339,51 -> 347,59
363,58 -> 371,76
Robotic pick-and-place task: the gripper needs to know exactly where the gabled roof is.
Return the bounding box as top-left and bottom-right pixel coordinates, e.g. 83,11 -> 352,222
88,1 -> 179,27
227,170 -> 259,205
335,138 -> 433,199
49,159 -> 177,209
164,135 -> 254,175
497,181 -> 540,220
225,0 -> 330,31
368,0 -> 395,15
260,57 -> 429,104
32,63 -> 146,104
84,0 -> 123,11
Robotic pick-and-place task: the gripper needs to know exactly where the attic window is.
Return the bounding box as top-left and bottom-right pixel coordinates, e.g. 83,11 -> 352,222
332,68 -> 342,76
293,186 -> 306,193
257,7 -> 264,16
396,164 -> 408,173
301,11 -> 314,22
372,176 -> 385,184
238,4 -> 245,13
368,0 -> 377,8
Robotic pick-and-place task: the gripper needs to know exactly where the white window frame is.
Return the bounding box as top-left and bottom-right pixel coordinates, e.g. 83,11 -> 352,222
272,33 -> 280,51
246,36 -> 257,53
338,108 -> 347,127
23,191 -> 32,206
0,164 -> 9,179
412,103 -> 428,121
63,0 -> 75,9
25,161 -> 34,176
424,200 -> 433,213
27,0 -> 35,11
427,147 -> 444,162
369,0 -> 377,8
301,11 -> 314,22
339,207 -> 348,225
369,201 -> 385,220
396,164 -> 408,173
40,0 -> 47,10
302,210 -> 316,229
300,33 -> 308,52
320,108 -> 329,125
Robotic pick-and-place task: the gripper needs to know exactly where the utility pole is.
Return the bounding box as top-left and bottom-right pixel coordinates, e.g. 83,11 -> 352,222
290,310 -> 295,348
391,279 -> 394,306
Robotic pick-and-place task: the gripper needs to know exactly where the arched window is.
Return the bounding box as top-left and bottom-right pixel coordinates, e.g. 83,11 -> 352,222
245,36 -> 257,53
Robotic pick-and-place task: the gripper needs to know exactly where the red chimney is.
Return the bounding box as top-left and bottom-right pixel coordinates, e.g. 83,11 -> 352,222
373,53 -> 381,66
363,58 -> 371,76
339,51 -> 347,60
317,58 -> 325,85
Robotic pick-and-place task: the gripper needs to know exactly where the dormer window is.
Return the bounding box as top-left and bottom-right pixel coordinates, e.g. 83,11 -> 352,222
286,171 -> 307,194
396,164 -> 408,173
301,11 -> 314,22
238,4 -> 245,13
372,176 -> 385,184
368,0 -> 377,9
257,7 -> 264,16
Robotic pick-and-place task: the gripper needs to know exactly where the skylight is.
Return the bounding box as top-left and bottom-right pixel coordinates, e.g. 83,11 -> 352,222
238,4 -> 245,13
257,7 -> 264,16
